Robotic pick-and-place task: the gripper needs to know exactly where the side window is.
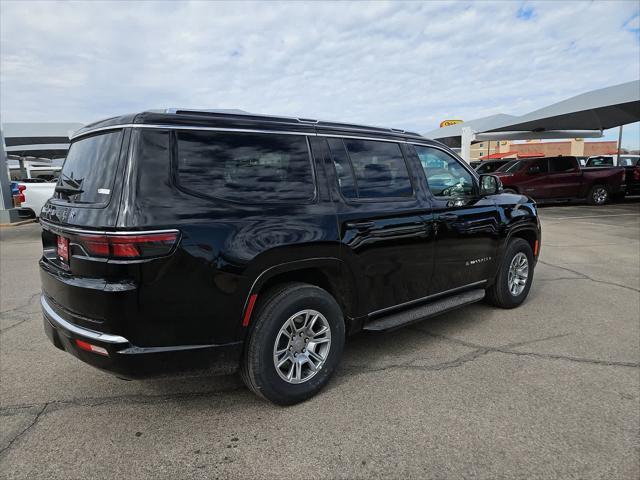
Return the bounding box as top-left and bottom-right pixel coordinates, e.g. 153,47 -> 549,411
327,138 -> 413,199
550,157 -> 576,172
175,131 -> 315,203
530,158 -> 549,173
326,138 -> 357,199
413,145 -> 475,197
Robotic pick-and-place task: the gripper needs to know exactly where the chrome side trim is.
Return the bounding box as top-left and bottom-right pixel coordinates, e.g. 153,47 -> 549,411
39,219 -> 179,237
41,295 -> 129,344
70,124 -> 316,140
70,123 -> 425,142
369,280 -> 487,317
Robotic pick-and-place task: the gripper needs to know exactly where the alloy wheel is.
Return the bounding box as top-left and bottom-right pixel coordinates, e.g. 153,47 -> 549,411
507,252 -> 529,296
592,187 -> 608,205
273,309 -> 332,384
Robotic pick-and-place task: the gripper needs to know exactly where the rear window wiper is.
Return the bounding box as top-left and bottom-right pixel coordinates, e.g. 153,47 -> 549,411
59,173 -> 82,189
55,185 -> 84,195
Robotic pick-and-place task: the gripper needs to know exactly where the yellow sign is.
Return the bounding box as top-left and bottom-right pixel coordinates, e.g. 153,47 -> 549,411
440,119 -> 463,128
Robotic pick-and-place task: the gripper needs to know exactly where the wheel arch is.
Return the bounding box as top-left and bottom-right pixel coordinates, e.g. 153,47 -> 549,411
506,225 -> 539,259
241,258 -> 360,335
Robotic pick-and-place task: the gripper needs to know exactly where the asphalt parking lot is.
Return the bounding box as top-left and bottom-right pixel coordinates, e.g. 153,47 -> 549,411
1,201 -> 639,479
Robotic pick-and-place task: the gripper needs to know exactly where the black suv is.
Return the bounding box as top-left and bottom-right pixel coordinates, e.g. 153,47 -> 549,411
40,110 -> 541,405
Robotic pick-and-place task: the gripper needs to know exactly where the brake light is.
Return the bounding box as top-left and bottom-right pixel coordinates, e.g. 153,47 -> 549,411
57,236 -> 69,262
18,184 -> 26,192
63,231 -> 179,260
634,167 -> 640,181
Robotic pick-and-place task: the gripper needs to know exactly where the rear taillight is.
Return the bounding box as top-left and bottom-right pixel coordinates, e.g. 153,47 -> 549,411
634,167 -> 640,181
16,184 -> 26,203
64,231 -> 179,260
75,339 -> 109,356
57,236 -> 70,262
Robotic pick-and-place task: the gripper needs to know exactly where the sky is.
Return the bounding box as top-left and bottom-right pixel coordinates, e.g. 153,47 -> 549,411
1,0 -> 639,148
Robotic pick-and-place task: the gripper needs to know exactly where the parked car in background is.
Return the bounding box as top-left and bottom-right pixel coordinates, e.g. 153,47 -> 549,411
585,155 -> 616,167
39,109 -> 541,405
470,160 -> 481,169
475,159 -> 512,174
584,154 -> 639,168
18,180 -> 56,217
494,156 -> 626,205
10,181 -> 24,206
619,155 -> 640,196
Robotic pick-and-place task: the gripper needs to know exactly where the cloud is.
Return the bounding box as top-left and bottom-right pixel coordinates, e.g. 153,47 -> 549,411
1,0 -> 638,144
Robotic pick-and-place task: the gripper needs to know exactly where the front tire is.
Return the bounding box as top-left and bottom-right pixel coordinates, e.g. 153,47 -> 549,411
486,238 -> 534,309
241,283 -> 345,405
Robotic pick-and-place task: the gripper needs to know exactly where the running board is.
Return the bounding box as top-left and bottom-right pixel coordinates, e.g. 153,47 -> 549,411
363,289 -> 485,332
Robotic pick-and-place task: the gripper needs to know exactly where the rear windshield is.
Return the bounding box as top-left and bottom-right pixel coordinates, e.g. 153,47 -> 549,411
56,130 -> 123,204
585,156 -> 613,167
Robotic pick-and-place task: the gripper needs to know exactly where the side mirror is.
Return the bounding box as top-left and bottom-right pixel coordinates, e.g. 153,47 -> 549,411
527,165 -> 541,175
479,174 -> 503,196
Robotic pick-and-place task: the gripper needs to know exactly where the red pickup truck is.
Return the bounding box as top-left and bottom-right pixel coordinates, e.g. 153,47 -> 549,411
494,156 -> 626,205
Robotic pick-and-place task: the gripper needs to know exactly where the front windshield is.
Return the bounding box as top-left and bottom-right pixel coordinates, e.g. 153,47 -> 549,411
498,160 -> 523,173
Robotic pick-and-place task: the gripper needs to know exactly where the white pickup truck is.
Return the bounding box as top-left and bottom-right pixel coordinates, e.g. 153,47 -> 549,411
17,180 -> 56,218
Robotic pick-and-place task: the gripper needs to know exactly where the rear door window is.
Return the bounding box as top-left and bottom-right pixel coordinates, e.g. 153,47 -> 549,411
550,157 -> 577,172
55,130 -> 124,204
330,139 -> 413,199
529,158 -> 549,173
175,131 -> 315,203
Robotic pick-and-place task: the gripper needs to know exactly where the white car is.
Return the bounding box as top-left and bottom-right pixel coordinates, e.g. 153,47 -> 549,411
585,154 -> 640,168
18,180 -> 56,218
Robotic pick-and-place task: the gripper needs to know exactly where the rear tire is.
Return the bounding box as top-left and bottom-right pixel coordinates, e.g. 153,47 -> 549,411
587,184 -> 609,205
486,238 -> 534,309
240,283 -> 345,405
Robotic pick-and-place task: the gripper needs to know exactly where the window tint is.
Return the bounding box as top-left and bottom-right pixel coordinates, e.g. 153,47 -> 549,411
529,158 -> 549,173
477,161 -> 506,174
342,139 -> 413,198
326,138 -> 357,199
550,156 -> 576,172
176,131 -> 314,203
414,146 -> 474,197
56,130 -> 123,204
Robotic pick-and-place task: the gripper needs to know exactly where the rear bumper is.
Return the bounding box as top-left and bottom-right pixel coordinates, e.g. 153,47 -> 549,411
42,295 -> 242,379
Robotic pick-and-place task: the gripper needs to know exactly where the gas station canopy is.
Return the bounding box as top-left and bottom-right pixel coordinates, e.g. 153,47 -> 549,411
425,80 -> 640,160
